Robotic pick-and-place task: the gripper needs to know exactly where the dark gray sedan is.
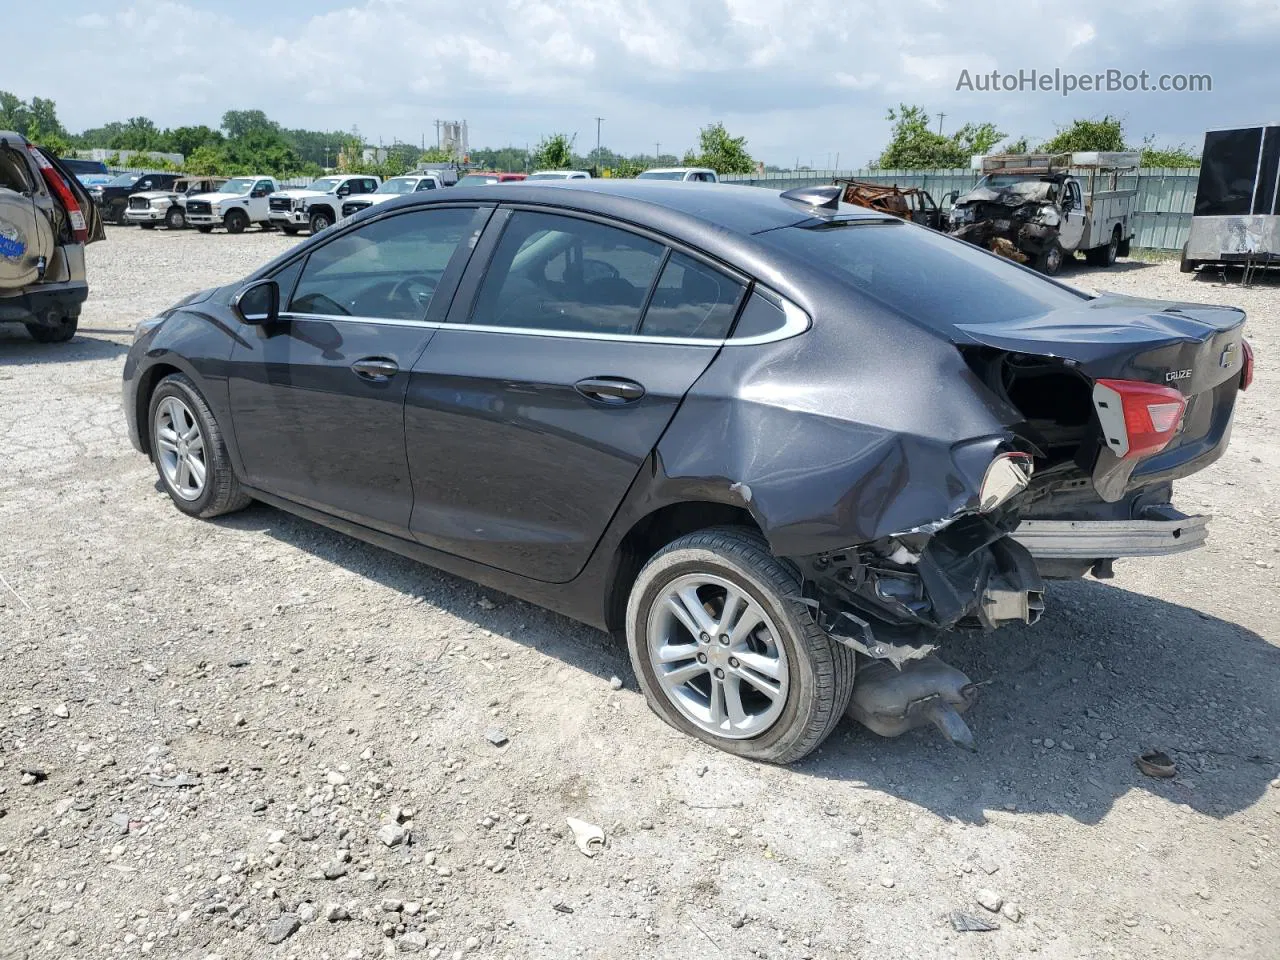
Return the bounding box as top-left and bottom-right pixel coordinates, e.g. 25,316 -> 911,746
123,181 -> 1250,762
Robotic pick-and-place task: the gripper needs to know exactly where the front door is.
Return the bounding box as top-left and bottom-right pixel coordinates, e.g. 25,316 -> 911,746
1059,180 -> 1087,250
226,204 -> 491,534
405,208 -> 747,582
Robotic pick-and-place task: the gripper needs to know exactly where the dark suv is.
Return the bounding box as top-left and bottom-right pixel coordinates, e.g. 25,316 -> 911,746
89,171 -> 183,224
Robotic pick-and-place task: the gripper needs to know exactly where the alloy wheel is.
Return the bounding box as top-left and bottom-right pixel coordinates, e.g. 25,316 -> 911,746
154,397 -> 207,501
646,573 -> 789,739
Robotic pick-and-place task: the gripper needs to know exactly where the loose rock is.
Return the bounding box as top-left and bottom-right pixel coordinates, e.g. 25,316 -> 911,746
265,913 -> 301,944
975,888 -> 1004,912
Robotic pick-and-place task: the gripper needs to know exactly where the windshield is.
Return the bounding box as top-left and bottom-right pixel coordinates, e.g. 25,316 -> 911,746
377,178 -> 419,194
220,178 -> 256,195
306,177 -> 342,192
636,170 -> 685,180
107,173 -> 143,187
758,220 -> 1085,330
527,172 -> 570,180
460,175 -> 498,185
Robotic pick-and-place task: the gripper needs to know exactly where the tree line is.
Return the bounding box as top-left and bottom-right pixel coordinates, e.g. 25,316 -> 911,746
2,90 -> 1201,180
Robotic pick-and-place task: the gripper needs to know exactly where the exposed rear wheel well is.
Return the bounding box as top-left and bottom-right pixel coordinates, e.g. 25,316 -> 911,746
135,363 -> 182,456
604,501 -> 762,635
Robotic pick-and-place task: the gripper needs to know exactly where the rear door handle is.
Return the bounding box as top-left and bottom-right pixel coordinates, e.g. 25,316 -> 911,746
574,377 -> 646,404
351,357 -> 399,381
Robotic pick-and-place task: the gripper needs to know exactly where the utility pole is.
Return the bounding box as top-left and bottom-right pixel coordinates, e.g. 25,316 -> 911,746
595,116 -> 604,162
936,112 -> 946,134
434,120 -> 443,151
655,142 -> 661,162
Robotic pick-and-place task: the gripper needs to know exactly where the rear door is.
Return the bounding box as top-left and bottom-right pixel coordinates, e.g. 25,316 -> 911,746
226,204 -> 491,534
404,207 -> 747,582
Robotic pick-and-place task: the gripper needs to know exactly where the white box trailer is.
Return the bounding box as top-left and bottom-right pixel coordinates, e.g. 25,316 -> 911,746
1182,125 -> 1280,279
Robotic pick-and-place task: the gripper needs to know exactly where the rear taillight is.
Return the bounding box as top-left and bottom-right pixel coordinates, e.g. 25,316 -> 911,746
1092,379 -> 1187,460
26,146 -> 88,243
1241,338 -> 1254,391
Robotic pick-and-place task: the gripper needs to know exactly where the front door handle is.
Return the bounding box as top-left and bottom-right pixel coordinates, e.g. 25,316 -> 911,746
574,376 -> 645,404
351,357 -> 399,381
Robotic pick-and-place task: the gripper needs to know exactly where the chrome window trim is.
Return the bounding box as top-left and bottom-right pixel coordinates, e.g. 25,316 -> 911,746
278,290 -> 810,347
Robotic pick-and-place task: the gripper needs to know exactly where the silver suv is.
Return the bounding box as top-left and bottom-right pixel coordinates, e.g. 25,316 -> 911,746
0,131 -> 105,342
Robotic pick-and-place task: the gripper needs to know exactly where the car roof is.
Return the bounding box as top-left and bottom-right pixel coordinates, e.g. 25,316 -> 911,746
379,178 -> 886,241
642,167 -> 714,174
531,170 -> 589,176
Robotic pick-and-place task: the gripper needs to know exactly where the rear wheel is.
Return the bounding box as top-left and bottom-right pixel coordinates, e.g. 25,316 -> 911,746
196,225 -> 213,234
280,224 -> 300,235
1036,238 -> 1065,275
139,222 -> 156,230
1086,228 -> 1120,266
166,206 -> 186,229
626,527 -> 856,764
25,313 -> 78,343
148,373 -> 251,519
224,209 -> 249,234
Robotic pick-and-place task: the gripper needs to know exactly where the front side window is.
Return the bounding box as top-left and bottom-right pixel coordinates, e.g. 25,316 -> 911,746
468,211 -> 664,335
640,252 -> 743,339
288,207 -> 483,321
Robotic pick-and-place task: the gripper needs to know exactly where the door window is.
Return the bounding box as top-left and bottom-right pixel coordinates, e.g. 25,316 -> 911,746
288,207 -> 483,320
469,211 -> 665,334
639,252 -> 744,339
254,179 -> 274,196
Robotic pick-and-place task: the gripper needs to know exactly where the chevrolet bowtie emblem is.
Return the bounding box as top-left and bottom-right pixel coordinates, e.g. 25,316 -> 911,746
1220,342 -> 1239,369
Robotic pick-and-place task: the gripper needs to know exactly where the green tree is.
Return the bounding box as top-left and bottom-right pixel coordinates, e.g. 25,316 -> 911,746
875,104 -> 1005,169
108,116 -> 165,153
683,122 -> 754,174
531,133 -> 576,170
185,144 -> 228,176
221,109 -> 278,140
165,125 -> 223,158
1137,135 -> 1199,167
1039,116 -> 1126,154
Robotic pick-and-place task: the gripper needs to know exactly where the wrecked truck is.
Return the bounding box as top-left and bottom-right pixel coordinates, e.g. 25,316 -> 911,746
949,152 -> 1139,274
121,180 -> 1251,763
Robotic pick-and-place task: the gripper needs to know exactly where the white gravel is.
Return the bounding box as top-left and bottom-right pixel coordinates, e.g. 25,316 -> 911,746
0,225 -> 1277,959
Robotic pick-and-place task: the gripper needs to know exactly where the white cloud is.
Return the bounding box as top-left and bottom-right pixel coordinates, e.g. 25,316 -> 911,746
2,0 -> 1270,165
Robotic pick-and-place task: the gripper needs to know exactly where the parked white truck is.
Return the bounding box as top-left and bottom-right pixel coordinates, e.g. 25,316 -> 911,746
339,173 -> 451,220
948,152 -> 1139,274
184,177 -> 280,233
268,175 -> 380,235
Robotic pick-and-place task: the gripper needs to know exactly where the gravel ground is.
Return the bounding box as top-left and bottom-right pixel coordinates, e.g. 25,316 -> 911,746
1,225 -> 1278,960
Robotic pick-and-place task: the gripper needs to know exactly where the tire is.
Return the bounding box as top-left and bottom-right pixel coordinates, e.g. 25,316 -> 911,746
1116,237 -> 1131,258
309,209 -> 333,234
626,527 -> 856,764
197,225 -> 213,234
1180,242 -> 1200,274
1036,238 -> 1065,275
1085,228 -> 1120,266
224,209 -> 249,234
148,373 -> 252,519
25,313 -> 78,343
280,225 -> 300,236
139,222 -> 156,230
166,207 -> 186,230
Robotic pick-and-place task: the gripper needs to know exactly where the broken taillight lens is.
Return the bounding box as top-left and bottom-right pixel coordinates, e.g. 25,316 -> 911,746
1092,379 -> 1187,460
26,145 -> 88,243
1241,339 -> 1254,391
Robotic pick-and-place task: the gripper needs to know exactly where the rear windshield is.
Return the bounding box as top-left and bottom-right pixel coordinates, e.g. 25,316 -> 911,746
108,172 -> 143,187
636,171 -> 685,180
757,220 -> 1085,328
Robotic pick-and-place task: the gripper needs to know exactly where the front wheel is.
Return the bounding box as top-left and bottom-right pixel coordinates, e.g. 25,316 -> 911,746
224,209 -> 249,234
1036,238 -> 1065,275
166,207 -> 186,229
309,210 -> 333,234
139,222 -> 156,230
280,224 -> 300,235
148,373 -> 252,519
626,527 -> 856,764
196,225 -> 213,234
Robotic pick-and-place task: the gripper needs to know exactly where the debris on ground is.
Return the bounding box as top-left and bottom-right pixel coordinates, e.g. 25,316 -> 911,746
566,817 -> 605,857
951,911 -> 1001,932
1136,750 -> 1178,779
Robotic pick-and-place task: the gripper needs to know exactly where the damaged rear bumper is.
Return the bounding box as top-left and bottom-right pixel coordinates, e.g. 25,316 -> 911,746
1013,512 -> 1209,559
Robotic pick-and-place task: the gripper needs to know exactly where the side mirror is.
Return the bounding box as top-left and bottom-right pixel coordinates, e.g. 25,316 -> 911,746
233,279 -> 280,325
941,190 -> 959,206
337,186 -> 350,197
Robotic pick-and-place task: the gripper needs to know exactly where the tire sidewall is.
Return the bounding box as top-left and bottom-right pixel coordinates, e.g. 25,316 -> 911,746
167,207 -> 186,229
626,545 -> 821,761
148,378 -> 219,517
225,210 -> 248,234
310,211 -> 332,233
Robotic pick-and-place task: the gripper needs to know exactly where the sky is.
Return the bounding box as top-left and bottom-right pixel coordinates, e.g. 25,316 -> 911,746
7,0 -> 1278,165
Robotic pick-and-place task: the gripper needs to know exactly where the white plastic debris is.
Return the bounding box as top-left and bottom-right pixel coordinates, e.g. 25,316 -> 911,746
565,817 -> 605,857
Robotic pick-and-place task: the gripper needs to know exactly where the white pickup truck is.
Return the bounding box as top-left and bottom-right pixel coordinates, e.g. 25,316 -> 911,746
339,173 -> 450,220
268,175 -> 381,235
949,152 -> 1140,274
184,177 -> 280,234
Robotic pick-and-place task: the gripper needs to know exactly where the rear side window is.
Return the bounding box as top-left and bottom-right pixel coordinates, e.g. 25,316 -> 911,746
469,211 -> 664,335
640,252 -> 743,339
758,221 -> 1084,330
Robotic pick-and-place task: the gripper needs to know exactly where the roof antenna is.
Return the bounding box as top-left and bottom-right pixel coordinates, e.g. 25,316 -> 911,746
780,184 -> 841,211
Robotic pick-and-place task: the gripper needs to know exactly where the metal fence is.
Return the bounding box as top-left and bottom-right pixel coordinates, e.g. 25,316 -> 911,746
104,167 -> 314,189
722,167 -> 1203,251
